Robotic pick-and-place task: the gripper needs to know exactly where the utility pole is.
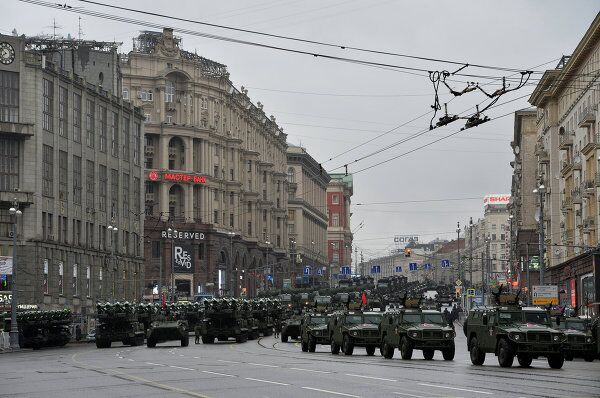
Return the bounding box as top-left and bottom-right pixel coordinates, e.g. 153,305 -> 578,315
480,254 -> 485,305
533,184 -> 546,285
456,221 -> 461,283
486,236 -> 491,305
469,217 -> 473,286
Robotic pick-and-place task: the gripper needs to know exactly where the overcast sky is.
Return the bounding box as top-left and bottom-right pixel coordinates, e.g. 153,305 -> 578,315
4,0 -> 599,261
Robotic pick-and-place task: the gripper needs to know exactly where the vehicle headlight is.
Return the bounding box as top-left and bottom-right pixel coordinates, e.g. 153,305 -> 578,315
351,331 -> 358,336
410,331 -> 419,338
444,332 -> 451,339
586,337 -> 592,343
553,335 -> 559,342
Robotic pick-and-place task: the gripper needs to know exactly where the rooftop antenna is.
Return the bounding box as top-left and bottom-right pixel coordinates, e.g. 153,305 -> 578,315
49,18 -> 62,40
78,16 -> 84,41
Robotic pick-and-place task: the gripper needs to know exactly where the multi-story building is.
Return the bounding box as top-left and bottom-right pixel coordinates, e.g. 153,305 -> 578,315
286,145 -> 330,287
529,13 -> 600,316
326,173 -> 353,280
121,29 -> 288,298
509,109 -> 541,290
0,34 -> 144,332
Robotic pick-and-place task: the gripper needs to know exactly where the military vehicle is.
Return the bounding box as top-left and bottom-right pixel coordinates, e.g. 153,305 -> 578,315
146,311 -> 189,347
281,314 -> 302,342
177,302 -> 204,332
251,299 -> 275,337
199,298 -> 249,343
379,307 -> 455,360
463,287 -> 566,368
300,313 -> 331,352
2,309 -> 71,349
95,302 -> 145,348
553,316 -> 596,362
329,311 -> 383,356
314,296 -> 332,313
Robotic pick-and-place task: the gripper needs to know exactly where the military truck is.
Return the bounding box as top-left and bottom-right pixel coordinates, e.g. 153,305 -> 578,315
96,302 -> 145,348
199,298 -> 249,343
379,308 -> 455,360
281,314 -> 302,343
329,311 -> 382,356
553,316 -> 596,362
251,299 -> 274,337
146,311 -> 189,347
2,309 -> 72,349
463,288 -> 566,368
300,313 -> 330,352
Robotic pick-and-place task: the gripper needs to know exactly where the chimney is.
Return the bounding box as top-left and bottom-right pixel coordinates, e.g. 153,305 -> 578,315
163,27 -> 174,40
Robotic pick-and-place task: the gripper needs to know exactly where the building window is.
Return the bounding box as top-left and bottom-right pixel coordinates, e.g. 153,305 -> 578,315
43,259 -> 49,294
198,243 -> 205,260
58,150 -> 68,201
214,165 -> 219,178
111,111 -> 119,157
332,195 -> 339,204
230,168 -> 234,181
230,192 -> 234,205
98,165 -> 107,212
133,177 -> 140,215
99,106 -> 107,152
42,145 -> 54,197
73,93 -> 82,142
288,210 -> 295,221
72,264 -> 78,296
58,86 -> 68,137
247,160 -> 252,172
121,117 -> 130,161
214,210 -> 219,224
165,81 -> 174,103
247,221 -> 252,236
86,266 -> 91,297
0,70 -> 18,122
86,160 -> 95,209
140,89 -> 153,101
123,173 -> 129,217
58,261 -> 64,295
133,122 -> 141,165
230,213 -> 234,227
287,167 -> 295,183
151,241 -> 160,258
263,170 -> 267,183
73,155 -> 82,204
122,87 -> 129,100
42,79 -> 53,132
0,139 -> 19,191
332,213 -> 340,227
111,169 -> 119,218
86,99 -> 95,148
263,189 -> 267,200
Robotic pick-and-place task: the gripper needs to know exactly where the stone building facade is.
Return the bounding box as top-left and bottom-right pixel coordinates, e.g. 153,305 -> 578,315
120,29 -> 288,298
0,34 -> 145,332
286,145 -> 330,287
326,173 -> 353,280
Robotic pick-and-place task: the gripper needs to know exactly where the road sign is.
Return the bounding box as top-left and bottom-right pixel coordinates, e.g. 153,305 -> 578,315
423,263 -> 432,270
466,288 -> 475,297
340,266 -> 351,275
409,263 -> 418,271
473,295 -> 483,305
455,279 -> 462,286
441,259 -> 450,268
532,285 -> 558,305
316,268 -> 323,276
303,266 -> 311,275
371,265 -> 381,274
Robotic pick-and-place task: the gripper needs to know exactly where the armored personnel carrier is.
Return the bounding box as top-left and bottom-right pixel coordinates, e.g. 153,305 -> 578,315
329,311 -> 382,356
463,286 -> 565,368
146,310 -> 189,347
96,302 -> 145,348
2,309 -> 72,349
300,312 -> 330,352
199,298 -> 249,343
281,314 -> 302,343
553,316 -> 596,362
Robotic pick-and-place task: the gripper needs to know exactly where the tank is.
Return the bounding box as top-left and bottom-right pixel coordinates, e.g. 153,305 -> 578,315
95,302 -> 146,348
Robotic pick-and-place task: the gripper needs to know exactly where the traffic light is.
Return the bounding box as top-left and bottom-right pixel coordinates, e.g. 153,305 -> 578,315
404,247 -> 412,257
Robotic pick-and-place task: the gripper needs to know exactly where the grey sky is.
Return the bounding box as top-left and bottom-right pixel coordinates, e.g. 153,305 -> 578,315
4,0 -> 599,261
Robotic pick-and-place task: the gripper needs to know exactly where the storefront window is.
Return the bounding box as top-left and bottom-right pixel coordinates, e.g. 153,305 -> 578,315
581,274 -> 595,317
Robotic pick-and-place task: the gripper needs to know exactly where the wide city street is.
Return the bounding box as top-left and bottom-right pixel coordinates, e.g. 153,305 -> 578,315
2,332 -> 599,398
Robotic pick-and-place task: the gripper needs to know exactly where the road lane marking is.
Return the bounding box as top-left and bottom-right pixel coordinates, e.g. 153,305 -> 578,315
392,392 -> 429,398
170,365 -> 195,371
217,359 -> 240,364
345,373 -> 396,382
248,362 -> 279,368
418,383 -> 492,395
245,377 -> 289,386
290,367 -> 332,374
127,359 -> 135,362
146,362 -> 166,367
202,370 -> 236,378
301,387 -> 360,397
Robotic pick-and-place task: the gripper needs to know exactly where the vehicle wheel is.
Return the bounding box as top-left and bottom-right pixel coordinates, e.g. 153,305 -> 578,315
517,354 -> 532,367
242,333 -> 248,343
146,338 -> 156,348
253,331 -> 260,340
422,348 -> 434,360
236,335 -> 245,344
442,342 -> 455,361
281,334 -> 288,343
382,341 -> 394,359
547,354 -> 564,369
469,337 -> 485,365
342,334 -> 354,356
181,334 -> 189,347
308,336 -> 317,352
202,335 -> 214,344
584,353 -> 595,362
138,335 -> 145,346
301,339 -> 308,352
366,346 -> 376,356
400,336 -> 413,360
497,338 -> 515,368
331,339 -> 340,355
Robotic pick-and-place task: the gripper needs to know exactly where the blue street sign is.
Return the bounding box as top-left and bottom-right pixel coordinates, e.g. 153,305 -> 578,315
473,295 -> 483,305
303,266 -> 311,275
0,274 -> 6,281
371,265 -> 381,274
441,259 -> 451,268
267,274 -> 273,282
409,263 -> 418,271
395,266 -> 402,273
316,268 -> 323,276
423,263 -> 432,270
340,266 -> 351,275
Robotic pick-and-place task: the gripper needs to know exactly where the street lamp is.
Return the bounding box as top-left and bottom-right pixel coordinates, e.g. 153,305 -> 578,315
456,221 -> 461,283
533,184 -> 546,285
265,240 -> 271,290
509,214 -> 514,285
228,231 -> 235,297
167,227 -> 177,302
483,234 -> 491,306
107,224 -> 118,302
469,217 -> 474,286
8,201 -> 22,350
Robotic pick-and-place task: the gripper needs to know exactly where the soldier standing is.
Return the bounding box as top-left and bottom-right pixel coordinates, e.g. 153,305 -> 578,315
194,325 -> 201,344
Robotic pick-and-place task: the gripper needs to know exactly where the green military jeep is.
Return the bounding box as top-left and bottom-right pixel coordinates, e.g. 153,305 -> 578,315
300,313 -> 330,352
553,317 -> 596,362
379,309 -> 455,360
464,305 -> 566,368
281,315 -> 302,343
329,311 -> 382,356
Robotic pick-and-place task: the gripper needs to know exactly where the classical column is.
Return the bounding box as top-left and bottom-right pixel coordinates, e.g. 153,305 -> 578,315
159,183 -> 169,221
185,136 -> 193,172
159,134 -> 170,170
185,184 -> 194,223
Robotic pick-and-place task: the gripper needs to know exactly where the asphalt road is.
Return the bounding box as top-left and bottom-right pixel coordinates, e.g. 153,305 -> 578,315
2,332 -> 599,398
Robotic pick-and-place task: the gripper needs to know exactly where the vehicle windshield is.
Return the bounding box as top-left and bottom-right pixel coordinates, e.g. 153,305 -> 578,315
346,315 -> 363,324
564,321 -> 586,331
402,313 -> 422,324
316,297 -> 331,304
524,312 -> 549,325
363,315 -> 382,324
309,317 -> 328,325
498,312 -> 522,323
423,313 -> 444,324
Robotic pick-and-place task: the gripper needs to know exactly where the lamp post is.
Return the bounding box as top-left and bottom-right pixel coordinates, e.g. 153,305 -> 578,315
311,241 -> 316,287
228,231 -> 235,296
469,217 -> 473,286
289,239 -> 296,288
265,240 -> 271,290
107,224 -> 118,302
533,184 -> 546,285
509,214 -> 514,287
483,234 -> 490,306
167,227 -> 177,302
8,200 -> 22,350
456,221 -> 461,283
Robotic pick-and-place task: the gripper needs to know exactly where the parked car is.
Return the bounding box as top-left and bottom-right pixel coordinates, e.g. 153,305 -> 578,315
86,329 -> 96,343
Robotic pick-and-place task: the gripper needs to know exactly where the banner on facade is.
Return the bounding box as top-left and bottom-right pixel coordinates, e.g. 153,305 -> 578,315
173,244 -> 194,273
0,257 -> 12,275
532,285 -> 558,305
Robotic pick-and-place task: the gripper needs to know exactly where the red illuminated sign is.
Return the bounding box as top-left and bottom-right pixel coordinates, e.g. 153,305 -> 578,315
147,171 -> 206,184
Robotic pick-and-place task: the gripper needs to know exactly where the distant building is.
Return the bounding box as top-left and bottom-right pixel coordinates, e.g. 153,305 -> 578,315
326,173 -> 353,280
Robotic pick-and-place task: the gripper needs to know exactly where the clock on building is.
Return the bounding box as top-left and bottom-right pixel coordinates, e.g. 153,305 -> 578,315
0,42 -> 15,65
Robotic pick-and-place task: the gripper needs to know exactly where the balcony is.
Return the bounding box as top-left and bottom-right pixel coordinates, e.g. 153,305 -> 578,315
561,195 -> 573,211
578,105 -> 597,127
582,179 -> 596,196
573,157 -> 582,171
572,188 -> 582,204
0,121 -> 34,138
560,160 -> 573,176
581,133 -> 600,155
583,216 -> 595,232
559,132 -> 574,149
535,143 -> 550,163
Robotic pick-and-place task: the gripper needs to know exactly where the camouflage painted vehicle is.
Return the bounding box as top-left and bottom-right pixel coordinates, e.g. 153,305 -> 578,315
379,308 -> 455,360
300,313 -> 330,352
329,311 -> 383,356
96,302 -> 145,348
464,298 -> 566,369
251,299 -> 274,337
281,314 -> 302,343
314,296 -> 332,313
553,317 -> 596,362
199,298 -> 249,343
2,310 -> 72,349
146,313 -> 189,347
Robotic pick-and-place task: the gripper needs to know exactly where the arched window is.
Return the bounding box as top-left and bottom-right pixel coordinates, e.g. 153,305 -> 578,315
287,167 -> 295,183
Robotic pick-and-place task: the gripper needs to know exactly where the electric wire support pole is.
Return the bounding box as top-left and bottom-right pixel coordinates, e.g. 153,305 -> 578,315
469,217 -> 473,286
9,200 -> 21,350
